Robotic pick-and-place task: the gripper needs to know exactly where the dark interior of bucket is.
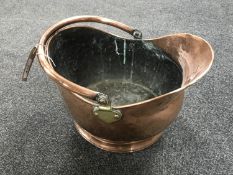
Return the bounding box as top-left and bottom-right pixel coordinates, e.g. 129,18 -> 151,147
48,27 -> 183,106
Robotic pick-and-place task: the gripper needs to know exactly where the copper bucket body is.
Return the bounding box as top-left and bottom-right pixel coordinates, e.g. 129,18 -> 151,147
23,16 -> 214,153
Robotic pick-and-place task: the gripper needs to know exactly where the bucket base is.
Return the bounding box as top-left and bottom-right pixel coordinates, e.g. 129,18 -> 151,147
74,122 -> 163,153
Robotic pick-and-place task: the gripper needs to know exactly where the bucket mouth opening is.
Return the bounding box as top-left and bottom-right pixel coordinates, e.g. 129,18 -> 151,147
44,26 -> 183,106
36,16 -> 214,108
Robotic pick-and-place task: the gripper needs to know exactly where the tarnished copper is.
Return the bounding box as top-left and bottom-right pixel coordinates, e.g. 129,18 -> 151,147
23,16 -> 214,153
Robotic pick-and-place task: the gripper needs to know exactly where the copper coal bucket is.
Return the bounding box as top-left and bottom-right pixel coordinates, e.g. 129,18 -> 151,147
22,16 -> 214,153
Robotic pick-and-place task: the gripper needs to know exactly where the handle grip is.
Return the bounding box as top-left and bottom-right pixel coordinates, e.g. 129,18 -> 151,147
45,16 -> 142,40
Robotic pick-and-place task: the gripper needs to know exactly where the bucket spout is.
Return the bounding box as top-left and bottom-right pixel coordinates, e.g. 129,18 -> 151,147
152,33 -> 214,88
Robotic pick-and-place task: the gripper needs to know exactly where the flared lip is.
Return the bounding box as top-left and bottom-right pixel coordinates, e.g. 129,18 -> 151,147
37,15 -> 214,109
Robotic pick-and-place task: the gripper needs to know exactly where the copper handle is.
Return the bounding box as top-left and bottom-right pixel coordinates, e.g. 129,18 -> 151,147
47,16 -> 142,39
23,16 -> 142,82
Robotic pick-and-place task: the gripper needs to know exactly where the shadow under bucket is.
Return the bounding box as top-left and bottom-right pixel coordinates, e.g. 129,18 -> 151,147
23,16 -> 214,153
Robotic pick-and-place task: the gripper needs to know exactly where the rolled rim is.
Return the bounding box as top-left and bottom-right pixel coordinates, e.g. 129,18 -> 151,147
37,16 -> 214,109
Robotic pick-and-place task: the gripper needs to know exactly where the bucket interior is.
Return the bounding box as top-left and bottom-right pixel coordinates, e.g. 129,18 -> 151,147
48,27 -> 183,106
